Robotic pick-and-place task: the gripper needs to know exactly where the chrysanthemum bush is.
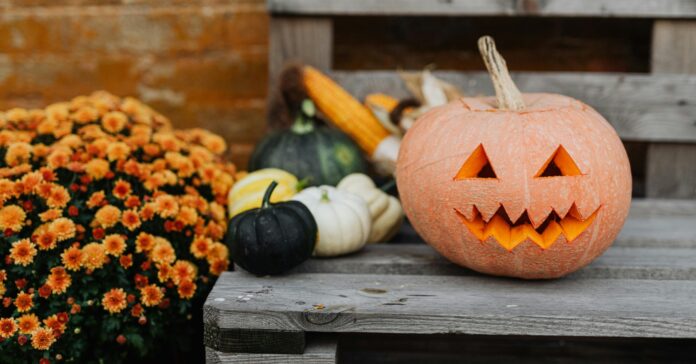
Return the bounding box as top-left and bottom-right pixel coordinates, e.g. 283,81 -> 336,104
0,91 -> 236,363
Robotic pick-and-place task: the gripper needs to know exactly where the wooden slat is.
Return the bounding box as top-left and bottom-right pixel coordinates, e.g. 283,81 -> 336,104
269,17 -> 333,86
647,20 -> 696,198
330,70 -> 696,143
290,245 -> 696,280
268,0 -> 696,18
205,337 -> 337,363
205,272 -> 696,352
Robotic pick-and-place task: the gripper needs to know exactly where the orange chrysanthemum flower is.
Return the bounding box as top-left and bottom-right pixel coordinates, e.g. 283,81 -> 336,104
61,246 -> 83,271
47,185 -> 70,208
119,254 -> 133,269
135,232 -> 155,253
102,111 -> 127,133
154,194 -> 178,218
156,263 -> 172,283
103,234 -> 126,256
0,204 -> 26,232
39,208 -> 62,222
177,206 -> 198,226
151,238 -> 176,265
206,242 -> 229,264
189,236 -> 211,259
35,229 -> 57,250
139,284 -> 164,307
81,243 -> 107,270
17,314 -> 39,334
121,209 -> 141,231
85,159 -> 110,180
49,217 -> 76,241
177,280 -> 196,300
106,142 -> 130,161
47,267 -> 72,294
10,239 -> 37,266
86,190 -> 106,208
0,317 -> 17,338
139,203 -> 156,221
112,179 -> 131,200
209,259 -> 229,276
5,142 -> 33,166
102,288 -> 127,314
15,291 -> 34,313
31,327 -> 56,350
43,314 -> 66,335
95,205 -> 121,228
171,260 -> 197,285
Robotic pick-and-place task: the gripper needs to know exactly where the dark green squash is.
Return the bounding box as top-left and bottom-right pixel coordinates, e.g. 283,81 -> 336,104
250,100 -> 367,186
225,181 -> 317,275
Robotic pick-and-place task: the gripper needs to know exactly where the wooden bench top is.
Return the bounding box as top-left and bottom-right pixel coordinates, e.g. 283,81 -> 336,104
204,198 -> 696,358
268,0 -> 696,18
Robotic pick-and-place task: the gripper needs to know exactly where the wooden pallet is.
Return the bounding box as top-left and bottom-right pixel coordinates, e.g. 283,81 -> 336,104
203,198 -> 696,362
267,0 -> 696,199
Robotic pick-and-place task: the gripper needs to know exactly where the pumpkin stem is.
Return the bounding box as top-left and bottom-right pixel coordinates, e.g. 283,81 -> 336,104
291,99 -> 316,134
477,36 -> 525,111
320,188 -> 330,203
261,181 -> 279,209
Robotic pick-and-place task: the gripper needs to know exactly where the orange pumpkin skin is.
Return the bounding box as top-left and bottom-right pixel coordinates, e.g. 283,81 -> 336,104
396,93 -> 632,279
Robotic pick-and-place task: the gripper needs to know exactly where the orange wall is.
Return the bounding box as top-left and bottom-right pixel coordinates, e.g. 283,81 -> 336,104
0,0 -> 268,167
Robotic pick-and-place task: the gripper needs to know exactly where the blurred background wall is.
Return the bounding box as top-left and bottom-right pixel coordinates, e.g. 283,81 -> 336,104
0,1 -> 653,169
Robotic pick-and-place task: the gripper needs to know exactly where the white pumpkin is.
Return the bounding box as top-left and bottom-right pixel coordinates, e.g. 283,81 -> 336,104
292,186 -> 371,257
337,174 -> 404,243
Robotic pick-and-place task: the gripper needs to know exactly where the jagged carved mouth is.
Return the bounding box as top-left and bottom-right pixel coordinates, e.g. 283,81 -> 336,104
455,204 -> 600,251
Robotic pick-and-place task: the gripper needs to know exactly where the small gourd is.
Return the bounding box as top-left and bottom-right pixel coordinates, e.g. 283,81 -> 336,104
292,186 -> 371,257
225,181 -> 317,275
337,173 -> 404,243
227,168 -> 300,217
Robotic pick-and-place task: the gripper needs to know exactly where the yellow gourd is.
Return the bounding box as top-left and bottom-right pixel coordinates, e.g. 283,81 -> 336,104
227,168 -> 300,217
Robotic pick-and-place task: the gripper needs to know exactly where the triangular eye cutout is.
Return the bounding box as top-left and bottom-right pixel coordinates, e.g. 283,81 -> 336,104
454,144 -> 498,179
535,145 -> 582,177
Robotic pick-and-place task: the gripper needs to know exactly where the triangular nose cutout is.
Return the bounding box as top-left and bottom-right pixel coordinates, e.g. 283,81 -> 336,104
535,145 -> 582,177
454,144 -> 498,179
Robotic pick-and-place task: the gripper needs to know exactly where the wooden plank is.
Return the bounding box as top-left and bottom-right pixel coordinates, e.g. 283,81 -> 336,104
205,272 -> 696,347
269,16 -> 332,85
290,244 -> 696,280
629,198 -> 696,216
205,337 -> 337,363
203,306 -> 305,354
647,20 -> 696,198
268,0 -> 696,18
646,143 -> 696,198
329,70 -> 696,143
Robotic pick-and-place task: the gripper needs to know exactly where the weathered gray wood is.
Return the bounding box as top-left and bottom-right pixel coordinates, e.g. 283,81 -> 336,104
646,143 -> 696,198
647,20 -> 696,199
289,244 -> 696,280
629,198 -> 696,217
652,21 -> 696,73
203,300 -> 305,353
329,71 -> 696,143
269,17 -> 333,86
206,272 -> 696,350
205,337 -> 337,363
268,0 -> 696,18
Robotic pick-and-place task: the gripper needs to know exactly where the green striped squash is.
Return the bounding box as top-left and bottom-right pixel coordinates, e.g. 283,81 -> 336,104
249,102 -> 367,186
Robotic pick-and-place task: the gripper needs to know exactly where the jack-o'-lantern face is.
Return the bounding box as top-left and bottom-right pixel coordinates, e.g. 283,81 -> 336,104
453,143 -> 599,251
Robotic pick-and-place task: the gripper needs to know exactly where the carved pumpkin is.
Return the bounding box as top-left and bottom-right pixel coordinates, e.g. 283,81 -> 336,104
396,36 -> 632,279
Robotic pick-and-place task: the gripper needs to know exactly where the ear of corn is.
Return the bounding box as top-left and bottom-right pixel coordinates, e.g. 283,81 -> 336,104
303,66 -> 391,155
365,93 -> 399,112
